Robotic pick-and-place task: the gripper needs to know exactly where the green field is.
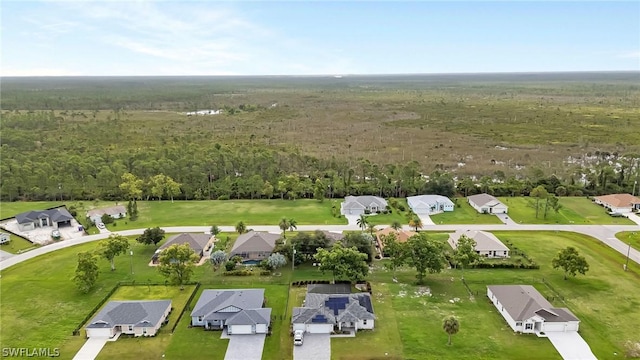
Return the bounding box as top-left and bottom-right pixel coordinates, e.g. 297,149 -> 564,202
0,233 -> 38,254
498,197 -> 635,225
0,199 -> 346,229
615,231 -> 640,252
430,199 -> 503,224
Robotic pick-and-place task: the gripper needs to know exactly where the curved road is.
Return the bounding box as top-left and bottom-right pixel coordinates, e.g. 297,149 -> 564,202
1,223 -> 639,271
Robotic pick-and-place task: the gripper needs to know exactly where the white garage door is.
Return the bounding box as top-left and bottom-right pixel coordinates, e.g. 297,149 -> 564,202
86,328 -> 111,338
229,325 -> 253,334
306,324 -> 333,333
543,323 -> 566,332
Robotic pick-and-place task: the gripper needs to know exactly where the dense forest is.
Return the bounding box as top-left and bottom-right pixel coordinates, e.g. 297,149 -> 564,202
1,74 -> 639,201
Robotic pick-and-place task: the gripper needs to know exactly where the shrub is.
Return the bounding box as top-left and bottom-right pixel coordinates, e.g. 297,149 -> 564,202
225,261 -> 236,271
398,205 -> 406,212
364,209 -> 371,215
223,269 -> 253,276
217,195 -> 230,200
259,270 -> 272,276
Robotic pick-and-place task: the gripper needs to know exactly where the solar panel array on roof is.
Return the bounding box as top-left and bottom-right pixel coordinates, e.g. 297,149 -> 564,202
311,314 -> 328,323
325,297 -> 349,315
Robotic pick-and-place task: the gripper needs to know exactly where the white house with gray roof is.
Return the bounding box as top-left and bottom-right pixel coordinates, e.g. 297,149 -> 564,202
190,289 -> 271,335
86,205 -> 127,224
407,195 -> 455,215
341,196 -> 388,215
449,230 -> 510,258
468,193 -> 508,214
85,300 -> 172,338
292,286 -> 375,334
487,285 -> 580,334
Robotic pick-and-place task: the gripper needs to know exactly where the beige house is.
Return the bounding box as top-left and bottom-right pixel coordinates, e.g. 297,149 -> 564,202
85,300 -> 172,338
86,205 -> 127,224
375,227 -> 417,255
448,230 -> 510,258
468,194 -> 508,214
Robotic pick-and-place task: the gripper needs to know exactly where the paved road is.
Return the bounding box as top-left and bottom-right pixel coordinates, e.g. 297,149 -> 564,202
1,223 -> 639,271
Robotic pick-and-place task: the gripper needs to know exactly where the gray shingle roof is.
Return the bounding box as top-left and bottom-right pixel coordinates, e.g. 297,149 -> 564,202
86,205 -> 127,218
230,231 -> 279,255
342,196 -> 388,210
488,285 -> 579,322
468,193 -> 505,208
191,289 -> 265,321
15,208 -> 74,225
292,292 -> 375,325
86,300 -> 171,329
449,230 -> 509,252
157,233 -> 211,255
226,308 -> 272,326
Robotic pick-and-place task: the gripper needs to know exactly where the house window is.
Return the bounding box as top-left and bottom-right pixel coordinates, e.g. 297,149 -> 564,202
128,325 -> 133,331
525,323 -> 533,330
198,316 -> 203,321
143,328 -> 147,334
363,320 -> 367,325
516,322 -> 522,327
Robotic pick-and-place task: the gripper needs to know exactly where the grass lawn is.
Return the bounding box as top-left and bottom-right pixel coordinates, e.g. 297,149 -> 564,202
498,197 -> 634,225
0,233 -> 38,254
94,285 -> 196,360
615,231 -> 640,252
430,200 -> 503,224
0,199 -> 347,229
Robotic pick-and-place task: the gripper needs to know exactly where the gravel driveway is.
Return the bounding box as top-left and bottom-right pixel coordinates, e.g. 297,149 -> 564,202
224,334 -> 266,360
293,333 -> 330,360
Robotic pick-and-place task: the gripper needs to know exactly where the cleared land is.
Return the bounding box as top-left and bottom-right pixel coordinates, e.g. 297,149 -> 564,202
0,233 -> 38,254
429,200 -> 503,224
498,197 -> 634,225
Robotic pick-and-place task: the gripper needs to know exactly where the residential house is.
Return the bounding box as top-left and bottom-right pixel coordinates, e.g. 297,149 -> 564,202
340,196 -> 388,216
15,208 -> 74,232
190,289 -> 271,335
229,231 -> 279,264
292,285 -> 375,334
151,233 -> 213,264
594,194 -> 640,213
407,195 -> 455,214
86,205 -> 127,224
375,227 -> 417,255
316,230 -> 345,246
0,233 -> 9,244
487,285 -> 580,334
448,230 -> 510,258
85,300 -> 172,338
468,194 -> 508,214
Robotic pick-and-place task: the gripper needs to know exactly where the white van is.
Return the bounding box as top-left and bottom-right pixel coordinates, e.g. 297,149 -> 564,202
293,330 -> 304,346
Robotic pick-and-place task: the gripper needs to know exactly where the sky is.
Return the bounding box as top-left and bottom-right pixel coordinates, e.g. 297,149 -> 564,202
1,1 -> 639,76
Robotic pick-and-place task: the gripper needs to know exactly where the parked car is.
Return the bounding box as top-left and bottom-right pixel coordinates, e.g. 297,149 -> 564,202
608,211 -> 624,217
51,230 -> 61,239
96,222 -> 106,229
293,330 -> 304,346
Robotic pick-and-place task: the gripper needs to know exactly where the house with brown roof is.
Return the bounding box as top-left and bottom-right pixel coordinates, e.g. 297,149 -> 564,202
449,230 -> 510,258
229,231 -> 280,264
375,227 -> 417,255
86,205 -> 127,224
594,193 -> 640,213
487,285 -> 580,334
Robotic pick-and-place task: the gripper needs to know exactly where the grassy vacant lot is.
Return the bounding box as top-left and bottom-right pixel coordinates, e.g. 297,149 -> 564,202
498,197 -> 634,225
430,199 -> 503,224
0,200 -> 345,229
615,231 -> 640,252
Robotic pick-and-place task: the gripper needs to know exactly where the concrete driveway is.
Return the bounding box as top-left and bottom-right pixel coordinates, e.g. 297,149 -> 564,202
418,214 -> 435,226
495,213 -> 517,225
224,334 -> 266,360
625,213 -> 640,225
73,338 -> 108,360
344,214 -> 360,227
547,332 -> 597,360
0,250 -> 14,261
294,333 -> 330,360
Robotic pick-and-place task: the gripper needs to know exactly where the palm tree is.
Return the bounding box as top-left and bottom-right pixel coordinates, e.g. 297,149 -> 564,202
367,223 -> 377,236
442,316 -> 460,345
390,221 -> 402,231
288,218 -> 298,233
356,214 -> 368,231
235,221 -> 247,234
408,215 -> 423,232
279,217 -> 290,238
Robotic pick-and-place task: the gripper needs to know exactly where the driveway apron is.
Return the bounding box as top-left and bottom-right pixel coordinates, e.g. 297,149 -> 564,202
224,334 -> 266,360
293,333 -> 331,360
73,338 -> 108,360
546,332 -> 597,360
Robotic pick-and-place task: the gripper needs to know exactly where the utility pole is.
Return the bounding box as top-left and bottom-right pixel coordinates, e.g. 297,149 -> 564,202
130,250 -> 134,275
633,180 -> 638,197
625,232 -> 635,271
292,248 -> 296,272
